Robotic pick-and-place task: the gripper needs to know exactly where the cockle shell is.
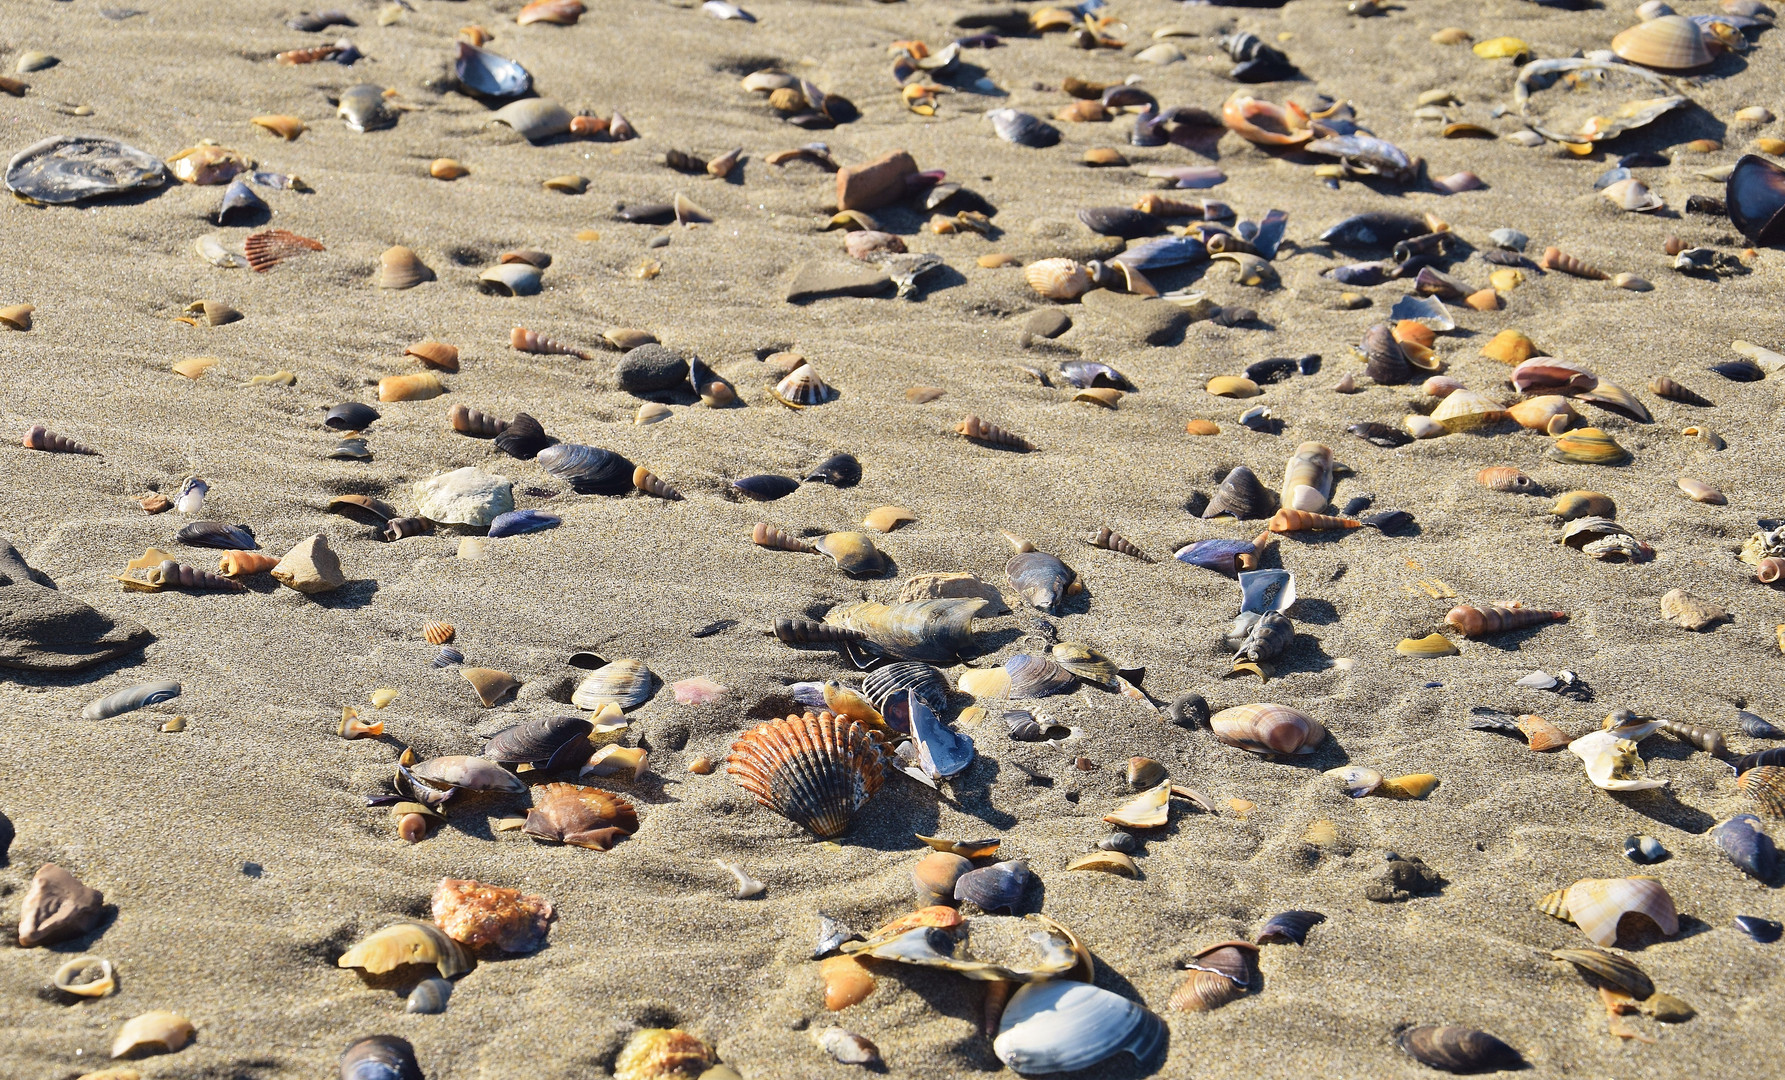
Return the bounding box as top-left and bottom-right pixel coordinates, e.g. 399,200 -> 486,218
1025,258 -> 1092,301
378,246 -> 434,289
338,920 -> 474,977
524,782 -> 638,849
727,711 -> 887,838
1538,876 -> 1678,946
1433,389 -> 1509,432
613,1030 -> 717,1080
571,658 -> 654,711
1208,703 -> 1326,755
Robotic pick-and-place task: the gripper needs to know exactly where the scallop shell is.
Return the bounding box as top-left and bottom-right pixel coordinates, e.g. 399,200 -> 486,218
993,981 -> 1167,1075
1738,766 -> 1785,816
1025,258 -> 1092,301
243,227 -> 323,272
1540,876 -> 1679,946
523,782 -> 639,849
727,711 -> 887,838
570,658 -> 655,711
337,920 -> 473,977
1613,14 -> 1712,69
1208,703 -> 1326,755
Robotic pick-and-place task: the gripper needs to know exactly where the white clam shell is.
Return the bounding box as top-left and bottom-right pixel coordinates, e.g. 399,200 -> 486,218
993,980 -> 1166,1075
490,98 -> 573,142
1569,727 -> 1668,790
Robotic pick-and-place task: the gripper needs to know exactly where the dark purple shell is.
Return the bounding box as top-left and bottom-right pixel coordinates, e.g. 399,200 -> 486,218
1077,206 -> 1161,239
483,714 -> 593,769
1256,909 -> 1325,945
1727,154 -> 1785,244
537,444 -> 634,495
340,1035 -> 424,1080
1174,539 -> 1254,575
176,520 -> 257,549
732,474 -> 800,501
325,402 -> 380,430
954,858 -> 1030,913
488,509 -> 560,538
493,412 -> 556,459
1112,235 -> 1207,270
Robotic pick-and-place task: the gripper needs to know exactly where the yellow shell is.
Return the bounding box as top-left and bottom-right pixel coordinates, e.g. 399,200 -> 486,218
1480,329 -> 1539,365
957,667 -> 1013,699
862,505 -> 915,532
171,356 -> 217,379
1472,36 -> 1529,59
1024,258 -> 1092,301
378,371 -> 445,402
1490,267 -> 1524,292
1396,633 -> 1458,657
1103,780 -> 1170,828
430,158 -> 469,180
1612,15 -> 1711,70
337,920 -> 474,977
820,954 -> 876,1011
1065,851 -> 1140,876
0,303 -> 33,330
1550,427 -> 1629,465
543,174 -> 589,193
1186,418 -> 1221,436
1431,388 -> 1508,432
1074,387 -> 1123,408
249,114 -> 307,140
1206,375 -> 1261,398
1379,773 -> 1439,799
1551,490 -> 1615,520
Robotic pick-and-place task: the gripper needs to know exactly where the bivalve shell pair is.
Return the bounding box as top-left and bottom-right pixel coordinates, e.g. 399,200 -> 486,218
728,711 -> 887,838
524,782 -> 639,849
1168,941 -> 1257,1011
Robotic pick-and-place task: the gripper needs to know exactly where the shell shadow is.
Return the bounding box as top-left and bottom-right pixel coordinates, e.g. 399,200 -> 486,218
903,262 -> 968,299
1609,789 -> 1717,834
848,781 -> 942,851
307,579 -> 381,609
943,758 -> 1019,831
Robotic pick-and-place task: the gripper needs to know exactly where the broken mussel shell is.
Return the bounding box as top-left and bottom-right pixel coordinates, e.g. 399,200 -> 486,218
1395,1025 -> 1525,1074
538,443 -> 634,495
455,42 -> 531,99
483,714 -> 592,769
1550,947 -> 1655,1000
727,711 -> 887,838
1256,909 -> 1326,946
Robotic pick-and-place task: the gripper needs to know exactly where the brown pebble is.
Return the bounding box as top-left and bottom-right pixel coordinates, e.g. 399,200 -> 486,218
688,756 -> 715,775
1186,418 -> 1220,436
1073,756 -> 1096,771
139,493 -> 170,514
836,149 -> 918,213
1663,235 -> 1687,256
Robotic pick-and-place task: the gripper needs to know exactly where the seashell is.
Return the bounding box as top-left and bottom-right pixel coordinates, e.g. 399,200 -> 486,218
1515,714 -> 1572,751
52,956 -> 116,998
4,134 -> 169,206
409,755 -> 526,796
1713,813 -> 1777,879
1477,467 -> 1540,494
571,658 -> 654,711
1540,246 -> 1609,280
110,1011 -> 194,1060
458,666 -> 517,707
1551,427 -> 1629,465
724,474 -> 797,504
490,98 -> 573,141
182,298 -> 242,327
801,453 -> 860,490
994,980 -> 1166,1075
954,859 -> 1031,913
956,414 -> 1034,451
814,532 -> 886,577
1603,177 -> 1665,213
1676,477 -> 1725,505
324,402 -> 380,431
1574,380 -> 1652,424
523,782 -> 639,850
478,263 -> 542,296
1256,910 -> 1325,946
914,850 -> 971,901
455,42 -> 531,99
1508,395 -> 1578,433
1397,633 -> 1458,657
1025,258 -> 1093,301
18,863 -> 104,947
987,108 -> 1061,148
0,303 -> 33,331
1222,95 -> 1312,146
405,341 -> 458,372
1279,443 -> 1333,514
518,0 -> 585,23
1395,1026 -> 1524,1074
536,443 -> 634,496
821,597 -> 985,664
376,371 -> 443,403
406,977 -> 452,1015
1328,766 -> 1384,798
510,326 -> 592,360
430,158 -> 468,179
767,362 -> 841,407
1427,389 -> 1508,433
1738,766 -> 1785,816
752,523 -> 816,554
1736,914 -> 1783,943
1540,876 -> 1679,946
614,1030 -> 717,1080
1066,851 -> 1138,877
1085,526 -> 1153,563
485,715 -> 592,771
1206,375 -> 1260,399
22,424 -> 97,455
375,246 -> 433,290
621,465 -> 682,503
1078,206 -> 1161,239
1739,710 -> 1785,738
171,355 -> 218,379
488,509 -> 560,538
1169,941 -> 1257,1011
123,558 -> 245,593
81,680 -> 181,721
338,920 -> 473,978
1268,508 -> 1360,532
432,877 -> 554,953
241,227 -> 323,273
1001,654 -> 1076,700
1550,946 -> 1656,1000
896,689 -> 976,782
1728,154 -> 1785,242
1613,14 -> 1712,70
727,711 -> 887,838
1208,703 -> 1326,755
1006,544 -> 1075,614
1074,387 -> 1123,408
1446,604 -> 1567,637
177,520 -> 259,553
1648,375 -> 1712,407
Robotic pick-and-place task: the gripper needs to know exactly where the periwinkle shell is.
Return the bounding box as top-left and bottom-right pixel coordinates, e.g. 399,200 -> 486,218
537,443 -> 635,495
176,520 -> 258,549
339,1034 -> 424,1080
455,42 -> 532,99
487,509 -> 560,538
325,402 -> 381,430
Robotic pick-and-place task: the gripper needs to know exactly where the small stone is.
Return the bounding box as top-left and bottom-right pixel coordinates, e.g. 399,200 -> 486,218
1078,289 -> 1193,345
786,261 -> 893,303
271,534 -> 345,594
412,467 -> 514,526
897,571 -> 1011,615
1660,588 -> 1730,631
615,343 -> 689,392
1336,291 -> 1370,309
835,149 -> 917,212
1365,853 -> 1443,902
18,863 -> 104,947
1024,309 -> 1071,339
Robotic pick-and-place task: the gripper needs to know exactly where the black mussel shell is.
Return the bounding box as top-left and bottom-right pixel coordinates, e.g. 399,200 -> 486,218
1731,746 -> 1785,773
340,1034 -> 424,1080
1340,495 -> 1373,516
567,650 -> 609,669
1736,914 -> 1783,943
454,42 -> 532,99
1363,509 -> 1412,533
1349,422 -> 1412,448
1726,154 -> 1785,243
803,452 -> 861,487
1168,692 -> 1209,728
1244,358 -> 1298,385
1711,813 -> 1775,880
1710,360 -> 1765,382
1059,360 -> 1133,391
493,412 -> 557,459
1739,711 -> 1785,739
1395,1025 -> 1524,1074
325,402 -> 381,430
1684,194 -> 1726,217
1231,56 -> 1296,82
1298,353 -> 1322,375
1256,909 -> 1326,945
177,520 -> 257,549
215,176 -> 267,225
1077,206 -> 1162,239
1324,261 -> 1392,286
615,202 -> 674,224
432,646 -> 464,668
484,714 -> 593,769
536,443 -> 635,496
1318,212 -> 1426,252
732,474 -> 800,501
988,108 -> 1060,148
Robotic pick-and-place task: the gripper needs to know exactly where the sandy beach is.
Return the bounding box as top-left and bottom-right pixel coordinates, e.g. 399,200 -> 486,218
1,0 -> 1782,1076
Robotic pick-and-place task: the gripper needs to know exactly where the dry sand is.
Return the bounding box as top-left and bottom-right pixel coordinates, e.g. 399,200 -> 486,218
1,0 -> 1782,1076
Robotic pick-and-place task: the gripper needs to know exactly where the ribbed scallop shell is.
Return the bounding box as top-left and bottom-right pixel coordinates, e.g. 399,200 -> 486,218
523,782 -> 639,849
1738,766 -> 1785,817
1208,703 -> 1326,755
422,620 -> 455,645
1024,258 -> 1092,301
727,711 -> 887,838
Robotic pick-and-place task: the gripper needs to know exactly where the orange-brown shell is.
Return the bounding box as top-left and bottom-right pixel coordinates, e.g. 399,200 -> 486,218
1168,941 -> 1258,1011
422,620 -> 455,645
1267,508 -> 1360,532
1447,604 -> 1567,637
1208,704 -> 1327,755
1024,258 -> 1092,301
406,341 -> 460,372
727,711 -> 887,838
1222,96 -> 1312,146
218,551 -> 279,577
523,782 -> 640,849
1517,714 -> 1573,751
431,877 -> 555,953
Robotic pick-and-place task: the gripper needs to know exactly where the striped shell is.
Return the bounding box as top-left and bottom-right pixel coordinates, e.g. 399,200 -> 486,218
727,711 -> 887,838
1167,941 -> 1257,1011
1538,876 -> 1678,946
1024,258 -> 1092,301
774,363 -> 838,406
422,621 -> 455,645
1207,703 -> 1326,755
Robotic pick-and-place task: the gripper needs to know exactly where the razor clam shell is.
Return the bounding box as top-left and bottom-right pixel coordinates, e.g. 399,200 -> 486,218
81,680 -> 181,719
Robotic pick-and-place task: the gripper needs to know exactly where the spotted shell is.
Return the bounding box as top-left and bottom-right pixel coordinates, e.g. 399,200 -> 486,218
727,711 -> 887,838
